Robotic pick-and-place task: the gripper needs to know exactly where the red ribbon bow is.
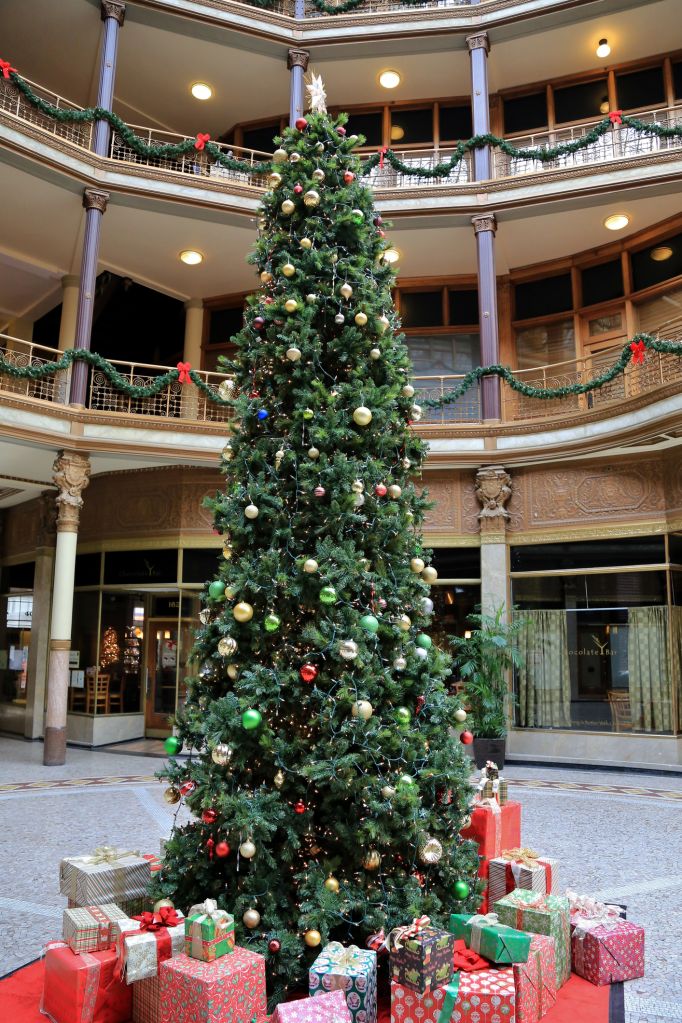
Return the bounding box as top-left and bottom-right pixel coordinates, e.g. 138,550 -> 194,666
0,60 -> 17,79
195,133 -> 211,151
453,940 -> 489,972
133,907 -> 180,932
379,146 -> 388,169
176,361 -> 192,384
609,110 -> 623,126
630,340 -> 646,364
366,929 -> 388,955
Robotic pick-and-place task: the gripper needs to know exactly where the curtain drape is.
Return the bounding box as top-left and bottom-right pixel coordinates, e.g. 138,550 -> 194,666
627,606 -> 672,732
515,610 -> 571,728
670,606 -> 682,732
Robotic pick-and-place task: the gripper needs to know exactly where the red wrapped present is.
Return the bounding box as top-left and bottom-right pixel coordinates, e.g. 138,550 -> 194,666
160,948 -> 268,1023
488,849 -> 558,908
143,853 -> 163,875
572,917 -> 644,986
272,990 -> 351,1022
448,967 -> 516,1023
133,975 -> 161,1023
41,941 -> 132,1023
460,800 -> 521,911
390,980 -> 446,1023
513,934 -> 556,1023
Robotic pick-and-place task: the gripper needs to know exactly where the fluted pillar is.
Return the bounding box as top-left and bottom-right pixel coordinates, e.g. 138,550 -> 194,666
287,49 -> 310,127
472,214 -> 501,421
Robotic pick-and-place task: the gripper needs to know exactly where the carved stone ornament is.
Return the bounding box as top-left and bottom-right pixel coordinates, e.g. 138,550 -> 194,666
101,1 -> 126,25
287,49 -> 310,72
465,33 -> 490,54
53,451 -> 92,532
82,188 -> 110,214
475,466 -> 512,527
472,213 -> 497,236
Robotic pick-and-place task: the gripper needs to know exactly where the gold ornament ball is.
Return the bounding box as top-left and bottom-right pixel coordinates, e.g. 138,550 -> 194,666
354,312 -> 368,327
258,217 -> 266,229
300,237 -> 313,250
377,314 -> 390,334
286,347 -> 302,362
163,786 -> 181,804
273,148 -> 288,163
410,557 -> 425,574
222,544 -> 233,560
245,504 -> 259,519
304,190 -> 320,207
419,836 -> 444,864
308,447 -> 320,460
217,636 -> 237,657
227,664 -> 239,680
224,585 -> 237,600
324,875 -> 340,893
211,742 -> 232,766
402,384 -> 415,398
461,813 -> 472,830
267,172 -> 282,188
422,566 -> 438,584
303,558 -> 319,574
352,700 -> 373,721
351,479 -> 364,493
388,485 -> 402,499
362,850 -> 381,871
282,262 -> 296,277
454,707 -> 467,723
353,406 -> 372,427
311,168 -> 325,182
243,909 -> 261,929
221,443 -> 234,461
233,602 -> 254,623
340,283 -> 353,299
290,151 -> 301,163
218,380 -> 235,401
281,199 -> 295,215
239,840 -> 257,859
402,457 -> 412,470
359,558 -> 371,571
274,769 -> 285,788
381,785 -> 396,799
369,348 -> 381,360
260,270 -> 273,283
306,293 -> 317,305
284,299 -> 298,313
304,929 -> 322,948
153,898 -> 174,912
398,614 -> 412,631
411,404 -> 423,422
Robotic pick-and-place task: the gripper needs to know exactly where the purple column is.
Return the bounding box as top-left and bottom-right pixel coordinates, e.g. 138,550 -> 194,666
287,49 -> 310,127
69,1 -> 125,406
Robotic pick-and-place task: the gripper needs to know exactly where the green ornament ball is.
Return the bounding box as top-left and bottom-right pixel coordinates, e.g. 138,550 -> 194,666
395,706 -> 411,727
164,735 -> 182,756
264,613 -> 281,633
319,585 -> 337,605
303,408 -> 314,420
360,614 -> 379,634
454,880 -> 470,900
242,708 -> 262,730
415,633 -> 432,650
208,580 -> 225,600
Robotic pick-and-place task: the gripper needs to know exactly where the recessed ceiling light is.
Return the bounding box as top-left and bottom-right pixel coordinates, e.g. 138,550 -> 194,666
179,249 -> 204,265
191,83 -> 213,101
382,247 -> 401,264
603,213 -> 629,231
596,38 -> 611,59
390,124 -> 405,142
379,70 -> 401,90
650,245 -> 673,262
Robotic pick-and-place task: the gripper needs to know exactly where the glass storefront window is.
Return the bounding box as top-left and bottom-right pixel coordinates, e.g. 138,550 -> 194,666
0,589 -> 32,732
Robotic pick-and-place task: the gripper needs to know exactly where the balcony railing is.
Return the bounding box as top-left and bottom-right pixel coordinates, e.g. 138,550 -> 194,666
303,0 -> 478,16
0,75 -> 93,149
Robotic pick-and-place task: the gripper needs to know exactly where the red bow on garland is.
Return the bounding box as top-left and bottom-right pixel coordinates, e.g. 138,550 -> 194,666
630,340 -> 646,364
609,110 -> 623,126
0,59 -> 17,79
133,907 -> 181,931
378,146 -> 388,169
195,133 -> 211,151
176,361 -> 192,384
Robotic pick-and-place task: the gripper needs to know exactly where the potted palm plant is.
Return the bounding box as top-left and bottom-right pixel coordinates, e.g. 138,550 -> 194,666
450,606 -> 527,769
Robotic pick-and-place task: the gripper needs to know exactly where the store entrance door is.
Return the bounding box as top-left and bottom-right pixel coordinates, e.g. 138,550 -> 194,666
145,619 -> 180,735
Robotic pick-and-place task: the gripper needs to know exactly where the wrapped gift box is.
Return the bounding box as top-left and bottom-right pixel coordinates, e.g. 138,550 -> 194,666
389,921 -> 455,992
475,762 -> 508,805
449,967 -> 516,1023
309,942 -> 377,1023
513,934 -> 556,1023
272,991 -> 352,1022
113,908 -> 185,983
143,853 -> 163,876
60,847 -> 152,906
63,903 -> 129,955
460,801 -> 521,913
495,890 -> 570,988
160,948 -> 268,1023
390,980 -> 447,1023
572,918 -> 644,986
185,898 -> 235,962
68,895 -> 151,917
449,912 -> 531,964
42,940 -> 132,1023
488,850 -> 558,908
133,975 -> 162,1023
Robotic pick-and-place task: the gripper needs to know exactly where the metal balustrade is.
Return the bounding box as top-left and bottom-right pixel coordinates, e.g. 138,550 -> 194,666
303,0 -> 477,16
0,75 -> 93,148
364,146 -> 472,188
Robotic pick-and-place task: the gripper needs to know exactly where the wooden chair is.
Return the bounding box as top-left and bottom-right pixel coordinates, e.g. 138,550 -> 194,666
86,673 -> 110,715
69,685 -> 87,712
607,690 -> 632,732
108,676 -> 123,713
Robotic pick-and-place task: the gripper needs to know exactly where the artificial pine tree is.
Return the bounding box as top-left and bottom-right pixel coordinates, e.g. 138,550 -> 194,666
156,79 -> 482,1006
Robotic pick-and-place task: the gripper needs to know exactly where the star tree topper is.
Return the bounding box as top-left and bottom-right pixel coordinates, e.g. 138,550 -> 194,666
306,73 -> 327,114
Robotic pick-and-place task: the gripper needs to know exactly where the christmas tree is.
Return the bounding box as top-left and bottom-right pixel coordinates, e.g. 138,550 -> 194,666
99,626 -> 120,668
156,78 -> 482,1005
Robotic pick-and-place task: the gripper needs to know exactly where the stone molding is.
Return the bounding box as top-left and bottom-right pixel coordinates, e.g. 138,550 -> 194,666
287,48 -> 310,71
466,33 -> 490,54
475,465 -> 511,537
83,188 -> 110,213
472,213 -> 497,235
53,451 -> 91,533
101,1 -> 126,24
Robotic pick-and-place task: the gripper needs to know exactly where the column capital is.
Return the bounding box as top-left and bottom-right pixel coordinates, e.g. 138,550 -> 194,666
472,213 -> 497,236
475,465 -> 511,538
466,32 -> 490,55
287,48 -> 310,72
101,0 -> 126,25
61,274 -> 80,290
184,298 -> 204,311
53,451 -> 91,533
83,188 -> 110,214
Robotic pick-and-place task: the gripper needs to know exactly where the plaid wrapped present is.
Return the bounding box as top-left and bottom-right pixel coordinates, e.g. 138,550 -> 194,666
513,934 -> 557,1023
488,849 -> 558,908
185,899 -> 235,962
310,942 -> 377,1023
160,948 -> 268,1023
42,940 -> 132,1023
495,889 -> 571,988
113,907 -> 185,984
449,911 -> 531,964
133,975 -> 162,1023
68,895 -> 151,917
272,990 -> 352,1022
63,903 -> 129,954
60,846 -> 151,906
389,917 -> 455,993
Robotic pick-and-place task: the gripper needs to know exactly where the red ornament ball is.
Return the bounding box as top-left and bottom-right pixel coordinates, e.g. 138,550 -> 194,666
179,781 -> 196,797
295,117 -> 308,130
201,808 -> 218,825
293,800 -> 307,814
268,938 -> 282,953
300,663 -> 318,683
253,317 -> 265,330
374,216 -> 383,226
377,598 -> 387,610
314,486 -> 326,498
250,390 -> 261,399
374,483 -> 387,497
460,730 -> 474,745
378,230 -> 386,238
343,171 -> 355,184
337,126 -> 347,136
293,184 -> 303,195
215,841 -> 230,858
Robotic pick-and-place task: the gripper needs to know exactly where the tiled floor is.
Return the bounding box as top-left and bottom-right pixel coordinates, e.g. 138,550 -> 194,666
0,736 -> 679,1022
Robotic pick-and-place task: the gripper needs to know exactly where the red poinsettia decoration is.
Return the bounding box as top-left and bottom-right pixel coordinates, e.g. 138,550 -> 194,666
630,340 -> 646,364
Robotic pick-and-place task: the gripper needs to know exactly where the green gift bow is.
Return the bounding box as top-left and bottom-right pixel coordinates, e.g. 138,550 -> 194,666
437,971 -> 461,1023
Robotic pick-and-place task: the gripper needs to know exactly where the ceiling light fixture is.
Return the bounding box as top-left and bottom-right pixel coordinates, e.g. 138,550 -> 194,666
603,213 -> 629,231
596,38 -> 611,59
382,247 -> 401,264
390,124 -> 405,142
379,69 -> 401,90
650,245 -> 673,262
179,249 -> 204,265
599,97 -> 610,114
191,82 -> 213,100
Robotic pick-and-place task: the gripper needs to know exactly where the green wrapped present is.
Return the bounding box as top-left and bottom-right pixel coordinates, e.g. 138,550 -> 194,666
494,889 -> 571,987
449,911 -> 531,964
185,898 -> 235,962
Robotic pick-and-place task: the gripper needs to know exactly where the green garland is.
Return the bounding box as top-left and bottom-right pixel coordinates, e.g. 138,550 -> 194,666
0,335 -> 679,411
5,69 -> 681,181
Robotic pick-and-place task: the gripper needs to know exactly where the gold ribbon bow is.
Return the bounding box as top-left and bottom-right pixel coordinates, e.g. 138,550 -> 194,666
81,845 -> 138,865
501,847 -> 540,868
325,941 -> 362,969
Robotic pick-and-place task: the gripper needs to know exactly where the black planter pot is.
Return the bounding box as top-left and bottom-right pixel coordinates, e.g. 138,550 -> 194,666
472,737 -> 506,770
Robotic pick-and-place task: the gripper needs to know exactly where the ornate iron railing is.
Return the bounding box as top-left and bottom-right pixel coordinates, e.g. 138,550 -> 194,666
0,74 -> 92,148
